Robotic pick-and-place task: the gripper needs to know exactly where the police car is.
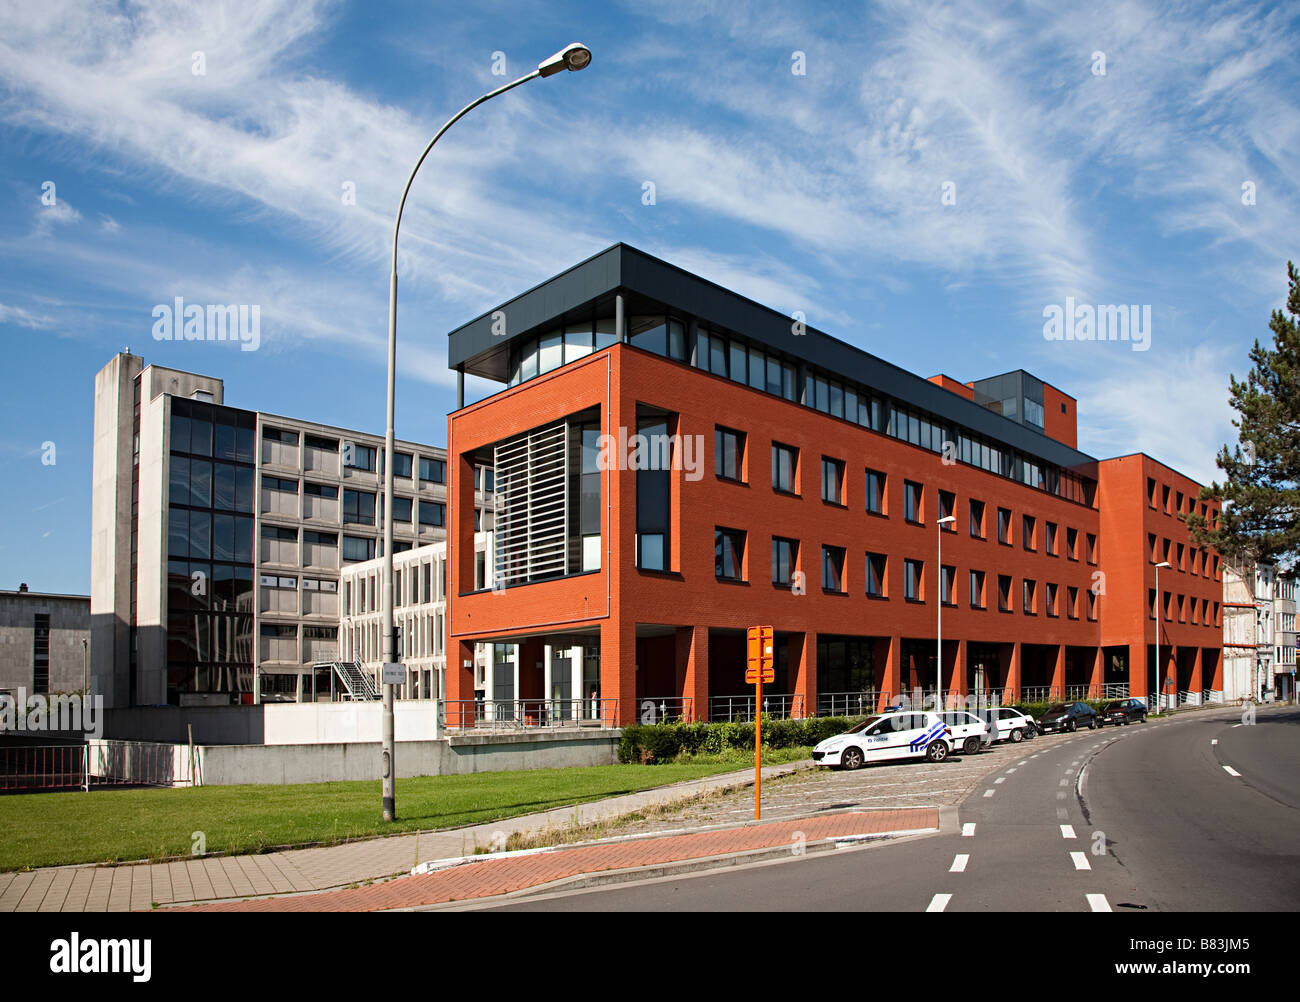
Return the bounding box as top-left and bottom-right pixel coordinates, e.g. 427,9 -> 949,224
812,711 -> 953,770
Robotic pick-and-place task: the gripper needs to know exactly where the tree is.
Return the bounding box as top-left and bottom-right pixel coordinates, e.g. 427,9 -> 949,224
1184,261 -> 1300,573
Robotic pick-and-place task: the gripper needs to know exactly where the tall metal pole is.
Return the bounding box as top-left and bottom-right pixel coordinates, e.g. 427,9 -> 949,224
1155,563 -> 1161,713
937,520 -> 942,713
379,45 -> 590,822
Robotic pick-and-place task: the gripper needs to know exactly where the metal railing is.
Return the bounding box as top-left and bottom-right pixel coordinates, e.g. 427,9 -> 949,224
1,741 -> 193,791
636,697 -> 694,724
1177,690 -> 1201,707
966,688 -> 1006,708
440,698 -> 618,732
0,744 -> 86,791
708,693 -> 805,722
817,690 -> 887,718
1204,690 -> 1226,704
1101,683 -> 1130,698
1019,686 -> 1062,703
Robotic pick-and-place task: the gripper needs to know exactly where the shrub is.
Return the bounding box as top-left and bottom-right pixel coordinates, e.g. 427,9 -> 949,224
618,715 -> 862,764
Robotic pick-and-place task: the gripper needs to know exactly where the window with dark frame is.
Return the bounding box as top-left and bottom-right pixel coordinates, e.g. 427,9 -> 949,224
866,552 -> 886,597
772,443 -> 798,494
822,457 -> 846,505
998,574 -> 1012,612
904,481 -> 923,523
865,468 -> 886,514
715,527 -> 746,582
904,558 -> 923,601
822,545 -> 846,593
998,507 -> 1011,544
969,499 -> 985,538
969,569 -> 986,609
715,426 -> 745,482
772,537 -> 798,587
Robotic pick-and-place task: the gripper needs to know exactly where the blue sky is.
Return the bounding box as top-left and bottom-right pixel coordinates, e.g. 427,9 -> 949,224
1,0 -> 1297,594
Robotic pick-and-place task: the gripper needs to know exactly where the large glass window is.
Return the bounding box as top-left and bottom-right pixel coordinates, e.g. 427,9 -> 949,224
715,427 -> 745,482
343,489 -> 376,525
419,457 -> 445,483
865,468 -> 885,515
418,500 -> 445,526
904,481 -> 923,523
342,536 -> 376,563
636,417 -> 670,571
772,537 -> 798,586
865,552 -> 886,597
822,458 -> 845,505
822,545 -> 845,592
715,527 -> 746,581
904,559 -> 923,601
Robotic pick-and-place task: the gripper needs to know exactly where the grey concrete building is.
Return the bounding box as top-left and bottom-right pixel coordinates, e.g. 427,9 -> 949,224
90,351 -> 483,708
0,585 -> 91,698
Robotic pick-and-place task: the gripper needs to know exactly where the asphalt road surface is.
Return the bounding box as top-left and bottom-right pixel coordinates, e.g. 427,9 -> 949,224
481,705 -> 1299,911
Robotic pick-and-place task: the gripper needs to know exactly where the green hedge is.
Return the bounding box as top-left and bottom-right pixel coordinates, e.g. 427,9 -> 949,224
618,716 -> 862,764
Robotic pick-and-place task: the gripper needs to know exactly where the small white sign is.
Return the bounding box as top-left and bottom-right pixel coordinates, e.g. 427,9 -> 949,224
382,662 -> 405,686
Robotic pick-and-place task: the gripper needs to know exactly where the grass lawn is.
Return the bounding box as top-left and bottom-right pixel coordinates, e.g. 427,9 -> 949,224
0,761 -> 762,871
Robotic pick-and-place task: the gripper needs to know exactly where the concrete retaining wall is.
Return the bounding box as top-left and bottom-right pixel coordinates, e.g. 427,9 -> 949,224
194,730 -> 621,785
104,701 -> 442,745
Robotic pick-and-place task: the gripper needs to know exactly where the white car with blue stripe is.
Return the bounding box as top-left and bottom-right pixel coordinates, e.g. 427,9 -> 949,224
812,711 -> 953,770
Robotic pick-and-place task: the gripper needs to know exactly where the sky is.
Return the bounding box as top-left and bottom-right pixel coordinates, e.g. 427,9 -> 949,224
1,0 -> 1297,595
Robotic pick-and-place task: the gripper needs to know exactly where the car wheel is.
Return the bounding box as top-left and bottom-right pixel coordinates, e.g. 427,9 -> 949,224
926,740 -> 949,763
1140,713 -> 1147,723
841,746 -> 864,770
1024,726 -> 1036,740
963,736 -> 981,755
1010,727 -> 1025,743
1088,718 -> 1097,730
1067,719 -> 1077,733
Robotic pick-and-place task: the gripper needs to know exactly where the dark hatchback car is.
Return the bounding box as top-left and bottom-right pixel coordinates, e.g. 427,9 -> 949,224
1098,698 -> 1148,726
1036,701 -> 1097,733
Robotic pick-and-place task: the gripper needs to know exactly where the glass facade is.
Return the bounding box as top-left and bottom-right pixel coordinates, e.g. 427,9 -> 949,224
166,397 -> 256,702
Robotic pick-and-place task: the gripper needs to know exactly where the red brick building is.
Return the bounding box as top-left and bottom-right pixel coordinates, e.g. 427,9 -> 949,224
444,245 -> 1222,724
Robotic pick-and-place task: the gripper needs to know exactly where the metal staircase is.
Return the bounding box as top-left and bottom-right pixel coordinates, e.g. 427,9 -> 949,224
316,660 -> 380,701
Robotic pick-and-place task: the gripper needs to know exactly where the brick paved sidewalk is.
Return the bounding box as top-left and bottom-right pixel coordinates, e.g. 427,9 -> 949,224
184,808 -> 939,912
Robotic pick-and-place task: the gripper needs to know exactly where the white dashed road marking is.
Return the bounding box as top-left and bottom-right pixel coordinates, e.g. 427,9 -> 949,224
983,790 -> 995,798
1071,852 -> 1091,871
1060,825 -> 1076,839
927,893 -> 952,912
950,854 -> 970,873
1059,778 -> 1070,786
994,777 -> 1005,784
1087,893 -> 1112,912
1223,765 -> 1241,777
1056,808 -> 1069,819
1211,739 -> 1218,745
962,823 -> 976,837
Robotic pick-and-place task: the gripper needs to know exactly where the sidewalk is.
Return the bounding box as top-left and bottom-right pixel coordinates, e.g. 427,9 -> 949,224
184,808 -> 942,912
0,761 -> 814,913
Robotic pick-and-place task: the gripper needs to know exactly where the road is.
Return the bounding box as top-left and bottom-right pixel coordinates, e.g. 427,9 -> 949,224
480,705 -> 1300,911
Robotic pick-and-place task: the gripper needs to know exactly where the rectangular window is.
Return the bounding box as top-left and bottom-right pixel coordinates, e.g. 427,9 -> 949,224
637,416 -> 670,572
419,457 -> 446,483
1045,522 -> 1057,556
969,570 -> 986,609
1022,514 -> 1036,551
938,490 -> 955,529
822,545 -> 846,593
940,564 -> 955,605
865,552 -> 886,597
418,500 -> 445,527
1147,476 -> 1158,508
1046,582 -> 1058,617
998,507 -> 1011,544
388,496 -> 412,523
1023,578 -> 1037,615
998,574 -> 1012,612
822,457 -> 845,505
969,499 -> 985,539
342,535 -> 375,563
32,613 -> 49,694
1067,527 -> 1079,560
772,443 -> 798,494
904,481 -> 923,523
1086,532 -> 1098,564
715,426 -> 745,482
715,527 -> 746,581
772,537 -> 798,587
1088,589 -> 1099,621
865,468 -> 886,515
343,489 -> 376,525
904,559 -> 923,602
345,442 -> 377,472
1068,586 -> 1079,619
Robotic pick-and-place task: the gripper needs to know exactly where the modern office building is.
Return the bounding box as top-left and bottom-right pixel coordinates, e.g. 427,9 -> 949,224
337,536 -> 493,702
444,244 -> 1225,725
0,585 -> 90,699
90,352 -> 488,708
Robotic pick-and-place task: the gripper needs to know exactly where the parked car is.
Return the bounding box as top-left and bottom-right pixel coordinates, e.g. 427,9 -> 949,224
1036,701 -> 1097,733
977,706 -> 1038,743
1098,698 -> 1148,726
812,711 -> 953,770
938,711 -> 992,754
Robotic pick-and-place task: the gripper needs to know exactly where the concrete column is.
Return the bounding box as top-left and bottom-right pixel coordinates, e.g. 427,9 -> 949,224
1003,642 -> 1021,703
603,616 -> 637,727
675,625 -> 708,722
1206,646 -> 1224,693
447,638 -> 476,726
1050,644 -> 1066,700
1088,648 -> 1104,698
790,630 -> 817,718
876,635 -> 901,710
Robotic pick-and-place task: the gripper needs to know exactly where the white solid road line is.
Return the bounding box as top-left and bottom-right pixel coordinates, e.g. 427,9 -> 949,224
962,823 -> 976,837
927,893 -> 952,912
950,854 -> 970,873
1223,765 -> 1242,777
1071,851 -> 1091,870
1060,825 -> 1077,839
1087,893 -> 1112,912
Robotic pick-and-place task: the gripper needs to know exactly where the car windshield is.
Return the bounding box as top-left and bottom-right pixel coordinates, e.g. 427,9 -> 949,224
1045,704 -> 1067,715
1104,702 -> 1123,711
846,715 -> 882,734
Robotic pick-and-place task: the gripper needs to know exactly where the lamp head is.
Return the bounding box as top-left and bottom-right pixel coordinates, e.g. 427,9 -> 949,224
538,43 -> 592,78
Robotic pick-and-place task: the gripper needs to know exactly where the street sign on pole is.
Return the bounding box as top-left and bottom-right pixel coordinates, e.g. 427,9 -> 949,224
383,662 -> 406,686
746,626 -> 774,819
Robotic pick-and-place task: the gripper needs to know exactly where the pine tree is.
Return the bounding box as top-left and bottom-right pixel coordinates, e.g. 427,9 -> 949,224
1184,261 -> 1300,572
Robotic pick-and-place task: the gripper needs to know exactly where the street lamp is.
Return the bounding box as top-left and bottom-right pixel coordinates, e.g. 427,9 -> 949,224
1153,560 -> 1172,712
379,43 -> 592,823
937,514 -> 956,711
81,638 -> 88,696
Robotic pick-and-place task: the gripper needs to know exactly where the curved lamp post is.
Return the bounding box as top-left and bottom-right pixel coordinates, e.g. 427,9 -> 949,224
936,515 -> 956,711
380,43 -> 592,822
